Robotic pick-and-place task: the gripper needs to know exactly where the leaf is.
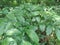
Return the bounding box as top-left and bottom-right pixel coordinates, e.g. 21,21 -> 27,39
2,37 -> 17,45
6,28 -> 21,36
46,25 -> 53,35
21,40 -> 32,45
31,11 -> 40,16
55,39 -> 60,45
0,22 -> 12,36
7,12 -> 17,23
35,17 -> 40,23
16,16 -> 25,24
0,22 -> 6,36
25,30 -> 39,43
55,29 -> 60,40
39,24 -> 45,32
4,22 -> 12,32
2,8 -> 8,14
29,25 -> 38,31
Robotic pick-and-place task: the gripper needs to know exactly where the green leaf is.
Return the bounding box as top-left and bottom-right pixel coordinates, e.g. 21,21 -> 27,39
0,22 -> 6,36
56,29 -> 60,40
35,17 -> 40,23
2,8 -> 8,14
4,22 -> 12,32
16,16 -> 25,24
21,40 -> 32,45
56,39 -> 60,45
7,12 -> 17,23
29,25 -> 38,31
46,25 -> 53,35
31,11 -> 40,16
25,30 -> 39,43
2,37 -> 17,45
6,28 -> 21,36
39,24 -> 45,32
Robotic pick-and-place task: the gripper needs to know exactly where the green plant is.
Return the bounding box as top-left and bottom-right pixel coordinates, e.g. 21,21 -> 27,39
0,3 -> 60,45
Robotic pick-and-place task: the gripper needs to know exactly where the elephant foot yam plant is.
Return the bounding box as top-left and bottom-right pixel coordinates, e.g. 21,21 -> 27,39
0,3 -> 60,45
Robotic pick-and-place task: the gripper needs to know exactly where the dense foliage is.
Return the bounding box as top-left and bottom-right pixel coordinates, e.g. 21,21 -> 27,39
0,0 -> 60,45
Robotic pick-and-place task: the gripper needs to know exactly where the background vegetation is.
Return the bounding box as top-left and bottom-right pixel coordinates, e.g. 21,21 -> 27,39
0,0 -> 60,45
